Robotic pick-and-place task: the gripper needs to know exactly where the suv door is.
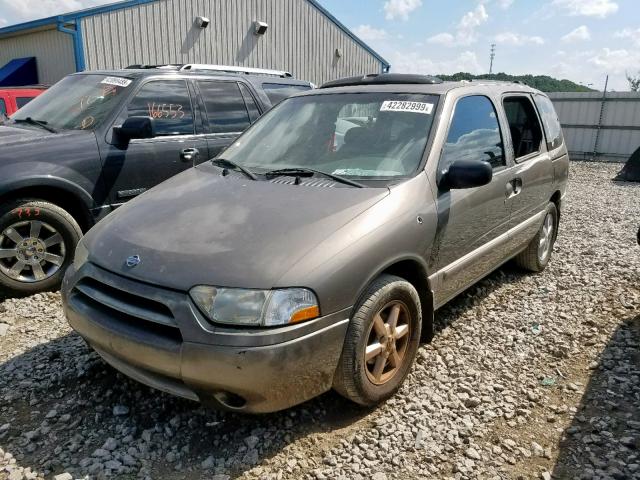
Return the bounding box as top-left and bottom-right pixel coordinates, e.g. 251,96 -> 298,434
195,80 -> 257,159
99,79 -> 207,204
502,94 -> 554,248
431,94 -> 513,306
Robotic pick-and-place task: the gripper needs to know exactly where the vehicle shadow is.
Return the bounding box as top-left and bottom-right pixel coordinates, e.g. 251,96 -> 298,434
551,313 -> 640,479
430,260 -> 528,336
0,331 -> 372,479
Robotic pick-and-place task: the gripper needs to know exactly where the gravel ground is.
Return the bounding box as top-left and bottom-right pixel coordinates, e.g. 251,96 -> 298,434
0,161 -> 638,480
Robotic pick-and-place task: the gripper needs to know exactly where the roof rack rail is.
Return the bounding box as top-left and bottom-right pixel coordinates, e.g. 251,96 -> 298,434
320,73 -> 443,89
470,79 -> 528,86
179,64 -> 293,78
125,64 -> 183,70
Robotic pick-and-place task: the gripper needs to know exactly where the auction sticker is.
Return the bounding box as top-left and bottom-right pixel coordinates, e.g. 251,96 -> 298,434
101,76 -> 132,87
380,100 -> 433,115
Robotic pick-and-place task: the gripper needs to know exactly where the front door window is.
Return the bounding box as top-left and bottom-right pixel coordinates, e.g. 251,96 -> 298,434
127,80 -> 195,136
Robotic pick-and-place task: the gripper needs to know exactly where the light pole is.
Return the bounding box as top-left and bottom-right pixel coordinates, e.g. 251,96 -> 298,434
489,44 -> 496,74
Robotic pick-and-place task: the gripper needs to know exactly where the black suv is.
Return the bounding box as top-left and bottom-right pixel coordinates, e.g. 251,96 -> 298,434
0,65 -> 312,295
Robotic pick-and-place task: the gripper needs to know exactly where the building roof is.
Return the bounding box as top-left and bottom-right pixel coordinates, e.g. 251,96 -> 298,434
0,0 -> 390,69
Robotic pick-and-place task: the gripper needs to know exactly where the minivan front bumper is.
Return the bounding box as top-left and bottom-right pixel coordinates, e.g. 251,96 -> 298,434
62,263 -> 350,413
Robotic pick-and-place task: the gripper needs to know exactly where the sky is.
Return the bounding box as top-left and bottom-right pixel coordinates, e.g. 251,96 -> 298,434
322,0 -> 640,91
0,0 -> 638,90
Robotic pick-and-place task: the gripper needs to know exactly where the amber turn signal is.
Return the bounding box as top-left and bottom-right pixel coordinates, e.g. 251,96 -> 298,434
289,305 -> 320,324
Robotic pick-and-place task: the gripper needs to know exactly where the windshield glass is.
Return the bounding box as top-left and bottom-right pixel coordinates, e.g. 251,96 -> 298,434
12,74 -> 133,131
220,92 -> 439,180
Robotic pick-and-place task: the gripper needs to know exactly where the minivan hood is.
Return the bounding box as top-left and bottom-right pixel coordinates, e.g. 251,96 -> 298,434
84,166 -> 389,291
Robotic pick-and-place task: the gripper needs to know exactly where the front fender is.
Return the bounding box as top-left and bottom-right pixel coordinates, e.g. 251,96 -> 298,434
0,163 -> 95,210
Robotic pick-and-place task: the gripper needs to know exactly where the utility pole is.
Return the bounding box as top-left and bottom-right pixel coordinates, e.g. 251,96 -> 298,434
489,44 -> 496,74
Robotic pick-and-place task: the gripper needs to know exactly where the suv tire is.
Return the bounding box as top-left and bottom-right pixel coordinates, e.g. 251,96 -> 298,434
333,274 -> 422,406
514,203 -> 558,273
0,200 -> 82,296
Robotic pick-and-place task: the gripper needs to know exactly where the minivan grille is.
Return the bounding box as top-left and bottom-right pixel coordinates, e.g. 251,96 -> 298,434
71,277 -> 182,345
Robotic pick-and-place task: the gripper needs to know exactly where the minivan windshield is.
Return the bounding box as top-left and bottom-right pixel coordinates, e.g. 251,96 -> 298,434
12,74 -> 132,131
220,92 -> 439,180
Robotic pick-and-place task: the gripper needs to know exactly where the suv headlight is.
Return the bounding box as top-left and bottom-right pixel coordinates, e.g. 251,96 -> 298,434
189,286 -> 320,327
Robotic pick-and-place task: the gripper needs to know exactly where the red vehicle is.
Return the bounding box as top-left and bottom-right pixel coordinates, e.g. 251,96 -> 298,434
0,86 -> 47,117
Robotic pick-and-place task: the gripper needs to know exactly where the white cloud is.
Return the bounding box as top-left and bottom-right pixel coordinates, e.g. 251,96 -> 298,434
494,32 -> 545,46
390,50 -> 483,75
589,48 -> 640,74
384,0 -> 422,21
353,24 -> 389,41
427,5 -> 489,47
0,0 -> 112,22
427,33 -> 456,46
615,28 -> 640,47
551,0 -> 618,18
561,25 -> 591,42
0,18 -> 7,27
495,0 -> 514,8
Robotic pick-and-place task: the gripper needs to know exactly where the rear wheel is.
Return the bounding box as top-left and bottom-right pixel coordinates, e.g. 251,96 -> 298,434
333,274 -> 421,406
514,203 -> 558,272
0,200 -> 82,296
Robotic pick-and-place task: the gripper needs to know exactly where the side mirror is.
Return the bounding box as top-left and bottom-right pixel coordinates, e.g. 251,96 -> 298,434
114,116 -> 155,142
439,160 -> 493,190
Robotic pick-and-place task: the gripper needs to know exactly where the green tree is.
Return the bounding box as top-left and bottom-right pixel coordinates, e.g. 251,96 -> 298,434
626,71 -> 640,92
434,72 -> 595,92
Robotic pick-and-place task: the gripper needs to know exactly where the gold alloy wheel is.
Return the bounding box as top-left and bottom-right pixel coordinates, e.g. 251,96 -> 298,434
364,300 -> 411,385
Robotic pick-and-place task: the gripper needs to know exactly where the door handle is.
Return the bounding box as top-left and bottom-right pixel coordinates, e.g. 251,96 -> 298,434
506,178 -> 522,198
180,148 -> 200,164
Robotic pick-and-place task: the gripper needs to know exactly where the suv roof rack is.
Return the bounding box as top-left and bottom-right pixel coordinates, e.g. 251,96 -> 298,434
125,64 -> 183,70
320,73 -> 443,89
124,63 -> 293,78
180,64 -> 293,78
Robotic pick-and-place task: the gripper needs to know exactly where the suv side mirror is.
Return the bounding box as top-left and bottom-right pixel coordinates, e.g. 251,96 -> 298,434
114,116 -> 155,142
439,160 -> 493,190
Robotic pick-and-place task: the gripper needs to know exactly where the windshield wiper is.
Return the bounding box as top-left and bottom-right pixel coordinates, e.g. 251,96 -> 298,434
211,158 -> 257,181
265,167 -> 365,188
13,117 -> 57,134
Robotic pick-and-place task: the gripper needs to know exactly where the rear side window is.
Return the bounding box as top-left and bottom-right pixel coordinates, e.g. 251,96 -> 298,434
238,83 -> 261,122
503,96 -> 543,160
0,99 -> 6,116
533,95 -> 563,150
262,83 -> 312,105
441,95 -> 505,170
198,81 -> 251,133
16,97 -> 35,109
127,80 -> 194,136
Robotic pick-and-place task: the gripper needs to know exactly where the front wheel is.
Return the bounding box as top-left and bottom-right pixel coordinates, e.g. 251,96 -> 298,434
333,274 -> 421,406
0,200 -> 82,296
514,203 -> 558,273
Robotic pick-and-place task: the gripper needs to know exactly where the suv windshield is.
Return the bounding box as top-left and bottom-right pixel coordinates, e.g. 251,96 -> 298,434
220,92 -> 439,181
12,74 -> 132,131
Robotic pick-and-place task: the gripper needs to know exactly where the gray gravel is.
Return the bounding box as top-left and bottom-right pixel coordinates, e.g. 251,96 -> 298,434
1,161 -> 638,480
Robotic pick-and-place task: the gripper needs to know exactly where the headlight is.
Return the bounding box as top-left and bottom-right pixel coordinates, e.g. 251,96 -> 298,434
73,239 -> 89,269
190,286 -> 320,327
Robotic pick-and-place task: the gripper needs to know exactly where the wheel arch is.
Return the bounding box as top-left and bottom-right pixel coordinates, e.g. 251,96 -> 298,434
0,178 -> 94,232
355,256 -> 435,342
